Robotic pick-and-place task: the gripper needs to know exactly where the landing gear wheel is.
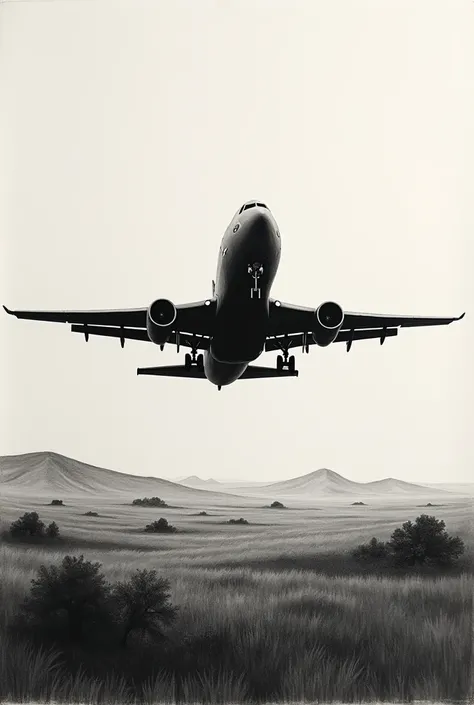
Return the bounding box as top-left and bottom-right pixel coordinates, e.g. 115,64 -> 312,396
197,353 -> 204,370
276,355 -> 284,372
288,355 -> 295,373
184,353 -> 192,370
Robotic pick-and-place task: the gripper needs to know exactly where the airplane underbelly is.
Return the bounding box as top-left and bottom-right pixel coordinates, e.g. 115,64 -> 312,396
210,301 -> 267,364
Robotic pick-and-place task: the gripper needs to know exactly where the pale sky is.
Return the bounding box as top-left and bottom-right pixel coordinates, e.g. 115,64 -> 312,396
1,0 -> 472,484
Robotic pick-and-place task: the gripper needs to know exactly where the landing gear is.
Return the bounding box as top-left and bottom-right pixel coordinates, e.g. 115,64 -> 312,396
217,385 -> 222,391
248,262 -> 264,299
276,345 -> 297,375
184,349 -> 204,371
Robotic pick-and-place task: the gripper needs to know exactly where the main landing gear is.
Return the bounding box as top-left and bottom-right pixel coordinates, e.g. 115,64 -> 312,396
184,350 -> 204,371
276,351 -> 296,374
248,262 -> 264,299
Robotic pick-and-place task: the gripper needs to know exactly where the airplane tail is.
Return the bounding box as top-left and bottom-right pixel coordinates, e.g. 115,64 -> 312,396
137,365 -> 298,379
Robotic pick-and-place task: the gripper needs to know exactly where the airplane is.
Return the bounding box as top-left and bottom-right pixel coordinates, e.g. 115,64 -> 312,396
4,200 -> 465,391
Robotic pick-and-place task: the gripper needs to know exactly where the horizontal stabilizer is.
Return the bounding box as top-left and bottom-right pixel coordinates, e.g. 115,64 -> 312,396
137,365 -> 206,378
240,365 -> 298,379
137,364 -> 298,380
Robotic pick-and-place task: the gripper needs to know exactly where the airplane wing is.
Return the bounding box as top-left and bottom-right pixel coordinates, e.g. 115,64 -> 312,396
3,299 -> 216,345
267,299 -> 465,349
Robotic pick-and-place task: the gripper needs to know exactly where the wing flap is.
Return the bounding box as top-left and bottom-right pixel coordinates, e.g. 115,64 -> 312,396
342,311 -> 465,330
71,325 -> 211,350
265,327 -> 398,352
4,305 -> 147,328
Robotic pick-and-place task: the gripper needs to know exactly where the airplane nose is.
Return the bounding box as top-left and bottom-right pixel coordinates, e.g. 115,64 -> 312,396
251,211 -> 274,238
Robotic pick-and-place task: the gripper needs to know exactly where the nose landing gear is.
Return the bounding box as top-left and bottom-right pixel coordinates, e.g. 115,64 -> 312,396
248,262 -> 264,299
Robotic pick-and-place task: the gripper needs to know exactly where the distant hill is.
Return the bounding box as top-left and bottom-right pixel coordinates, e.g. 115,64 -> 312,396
251,468 -> 451,497
0,452 -> 240,501
179,475 -> 221,487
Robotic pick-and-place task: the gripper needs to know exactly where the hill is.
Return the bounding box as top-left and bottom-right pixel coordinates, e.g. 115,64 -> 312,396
0,452 -> 240,501
180,475 -> 221,487
250,468 -> 451,498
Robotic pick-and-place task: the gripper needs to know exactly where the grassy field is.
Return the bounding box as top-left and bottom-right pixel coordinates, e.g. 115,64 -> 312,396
0,491 -> 472,703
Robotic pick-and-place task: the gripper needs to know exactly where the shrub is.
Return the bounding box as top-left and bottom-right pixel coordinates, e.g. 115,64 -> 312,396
8,513 -> 60,541
352,501 -> 366,506
111,569 -> 178,648
144,518 -> 177,533
227,518 -> 249,525
353,537 -> 389,562
10,512 -> 45,538
387,514 -> 465,567
50,500 -> 63,506
198,511 -> 208,516
133,497 -> 168,507
270,501 -> 285,509
45,522 -> 60,539
17,555 -> 112,644
84,511 -> 99,517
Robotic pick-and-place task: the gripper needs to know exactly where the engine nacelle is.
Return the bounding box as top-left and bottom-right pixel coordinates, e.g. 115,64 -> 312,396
312,301 -> 344,347
146,298 -> 177,345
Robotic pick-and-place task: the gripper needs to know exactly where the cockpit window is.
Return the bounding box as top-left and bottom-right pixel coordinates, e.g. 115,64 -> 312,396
239,201 -> 268,214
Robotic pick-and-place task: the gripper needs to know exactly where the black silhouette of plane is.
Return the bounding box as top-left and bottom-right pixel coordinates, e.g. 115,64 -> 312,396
4,201 -> 465,390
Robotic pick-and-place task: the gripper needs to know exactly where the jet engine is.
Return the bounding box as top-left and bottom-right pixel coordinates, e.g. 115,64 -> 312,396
312,301 -> 344,347
146,298 -> 177,345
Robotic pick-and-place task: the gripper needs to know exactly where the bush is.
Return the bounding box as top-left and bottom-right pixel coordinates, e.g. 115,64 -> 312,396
8,513 -> 60,541
387,514 -> 465,567
353,537 -> 389,562
144,518 -> 177,533
50,500 -> 63,506
352,501 -> 366,506
198,511 -> 208,516
133,497 -> 168,507
84,511 -> 99,517
227,518 -> 249,525
111,569 -> 178,648
270,501 -> 285,509
17,555 -> 112,644
45,522 -> 60,539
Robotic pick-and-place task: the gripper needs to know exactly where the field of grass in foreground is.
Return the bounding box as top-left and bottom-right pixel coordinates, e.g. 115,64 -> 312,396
0,493 -> 472,703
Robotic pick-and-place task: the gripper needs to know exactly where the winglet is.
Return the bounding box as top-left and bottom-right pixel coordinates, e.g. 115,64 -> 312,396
3,305 -> 14,316
456,312 -> 466,321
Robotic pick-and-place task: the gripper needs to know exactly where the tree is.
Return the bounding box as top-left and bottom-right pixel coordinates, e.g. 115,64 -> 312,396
45,521 -> 60,538
353,537 -> 389,562
19,554 -> 111,643
111,569 -> 178,648
10,512 -> 45,538
144,518 -> 177,533
387,514 -> 465,567
50,499 -> 64,506
270,501 -> 285,509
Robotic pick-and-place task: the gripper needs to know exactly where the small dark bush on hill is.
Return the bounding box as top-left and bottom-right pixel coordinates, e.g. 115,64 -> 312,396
198,511 -> 208,516
50,499 -> 64,506
270,501 -> 286,508
144,518 -> 177,533
133,497 -> 168,507
8,512 -> 60,541
352,501 -> 366,505
84,511 -> 99,517
227,518 -> 249,525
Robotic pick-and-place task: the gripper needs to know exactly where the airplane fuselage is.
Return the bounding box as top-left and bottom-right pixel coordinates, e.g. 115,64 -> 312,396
204,203 -> 281,386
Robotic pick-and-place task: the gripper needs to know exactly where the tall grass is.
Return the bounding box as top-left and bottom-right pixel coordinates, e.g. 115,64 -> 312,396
0,496 -> 472,703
